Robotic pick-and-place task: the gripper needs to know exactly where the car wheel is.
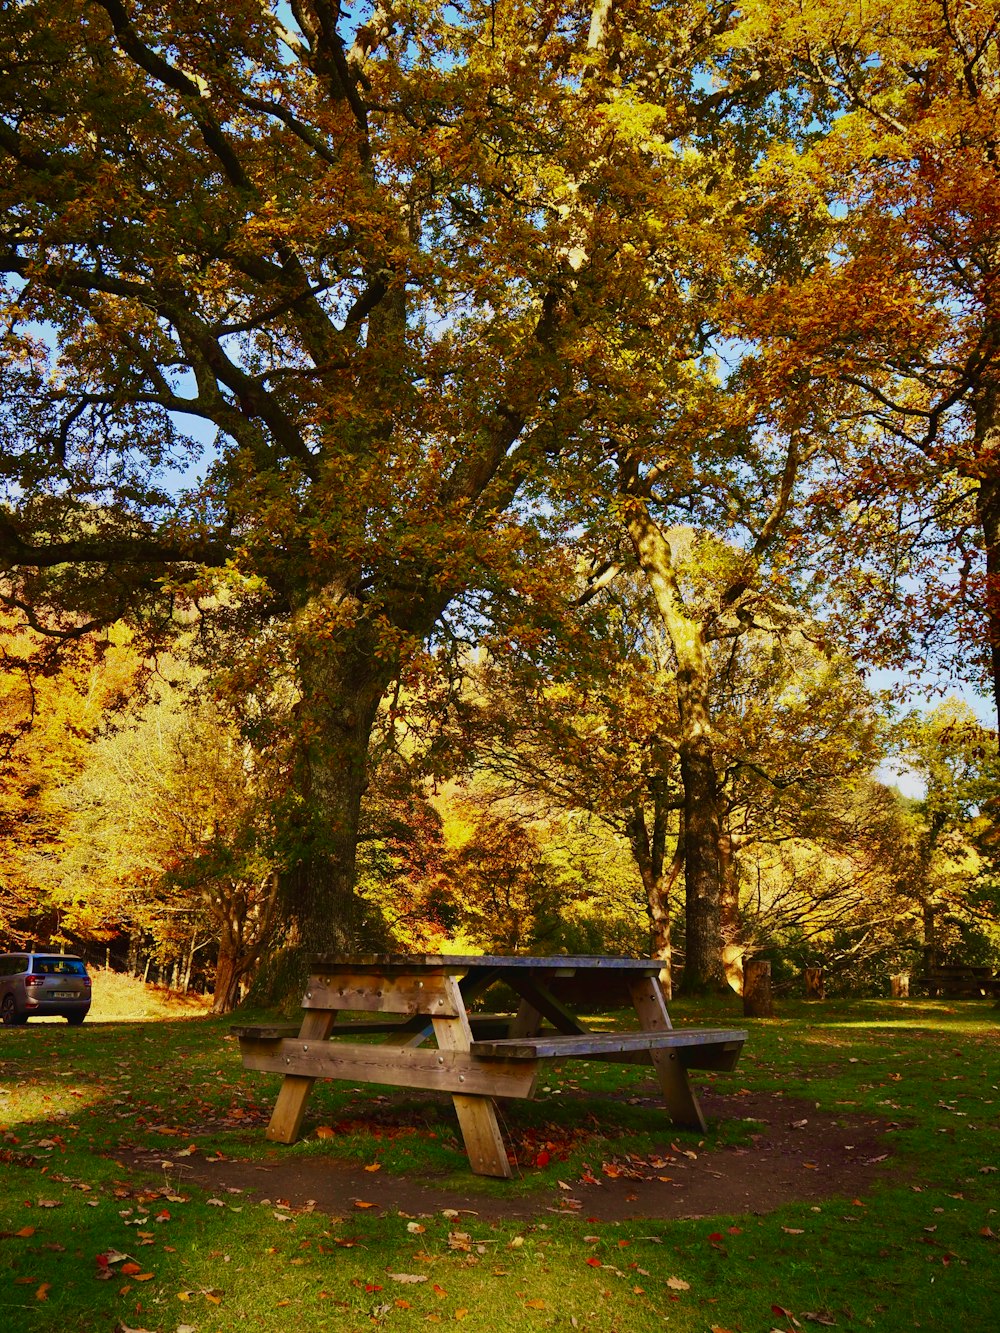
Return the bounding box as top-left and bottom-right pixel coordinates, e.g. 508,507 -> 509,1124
66,1013 -> 86,1026
1,994 -> 26,1026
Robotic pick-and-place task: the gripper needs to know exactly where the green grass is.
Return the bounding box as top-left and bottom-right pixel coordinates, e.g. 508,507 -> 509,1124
2,991 -> 998,1331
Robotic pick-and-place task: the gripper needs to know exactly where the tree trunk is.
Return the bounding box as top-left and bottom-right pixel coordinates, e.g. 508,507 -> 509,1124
253,635 -> 396,1002
743,958 -> 773,1017
212,944 -> 243,1015
804,967 -> 825,999
624,504 -> 725,992
975,472 -> 1000,738
719,824 -> 744,993
127,931 -> 141,977
679,728 -> 724,990
627,798 -> 682,1000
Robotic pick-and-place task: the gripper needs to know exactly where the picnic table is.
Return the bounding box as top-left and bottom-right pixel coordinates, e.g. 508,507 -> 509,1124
232,953 -> 747,1178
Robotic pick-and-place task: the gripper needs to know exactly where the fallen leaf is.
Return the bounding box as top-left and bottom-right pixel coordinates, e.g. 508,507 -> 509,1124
354,1200 -> 377,1210
782,1228 -> 805,1235
35,1283 -> 50,1301
525,1298 -> 546,1309
455,1308 -> 469,1320
667,1277 -> 690,1291
771,1306 -> 801,1327
364,1163 -> 382,1172
389,1274 -> 427,1284
315,1125 -> 335,1139
120,1263 -> 142,1276
406,1222 -> 426,1234
36,1200 -> 61,1209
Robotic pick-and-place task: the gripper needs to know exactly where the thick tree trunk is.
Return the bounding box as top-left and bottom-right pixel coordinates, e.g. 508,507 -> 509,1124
254,633 -> 396,1001
678,727 -> 725,991
743,958 -> 773,1017
627,798 -> 682,999
975,473 -> 1000,736
625,504 -> 726,992
212,945 -> 242,1015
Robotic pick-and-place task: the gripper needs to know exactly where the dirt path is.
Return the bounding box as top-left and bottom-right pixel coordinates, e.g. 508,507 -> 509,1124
115,1090 -> 900,1223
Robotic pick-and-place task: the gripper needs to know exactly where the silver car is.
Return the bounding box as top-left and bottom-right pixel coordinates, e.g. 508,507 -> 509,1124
0,953 -> 92,1025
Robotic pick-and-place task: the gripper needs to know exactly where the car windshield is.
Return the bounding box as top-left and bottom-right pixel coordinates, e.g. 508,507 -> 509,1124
33,958 -> 87,975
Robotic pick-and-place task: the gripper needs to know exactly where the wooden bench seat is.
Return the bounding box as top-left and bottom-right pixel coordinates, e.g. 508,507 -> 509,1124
470,1027 -> 746,1071
232,1013 -> 518,1043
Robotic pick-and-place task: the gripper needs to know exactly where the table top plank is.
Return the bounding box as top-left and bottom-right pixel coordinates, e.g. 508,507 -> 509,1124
470,1028 -> 747,1060
311,953 -> 665,974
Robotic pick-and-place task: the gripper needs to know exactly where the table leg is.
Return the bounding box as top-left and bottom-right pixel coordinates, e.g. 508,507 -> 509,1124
432,979 -> 511,1178
628,975 -> 708,1134
265,1009 -> 337,1144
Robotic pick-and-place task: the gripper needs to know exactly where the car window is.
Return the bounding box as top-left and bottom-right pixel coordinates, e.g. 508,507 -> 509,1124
0,956 -> 28,976
33,958 -> 87,976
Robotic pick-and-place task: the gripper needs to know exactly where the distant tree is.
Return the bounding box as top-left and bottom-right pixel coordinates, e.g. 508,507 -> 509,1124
0,614 -> 139,946
900,700 -> 1000,973
740,2 -> 1000,729
46,679 -> 282,1012
472,548 -> 886,989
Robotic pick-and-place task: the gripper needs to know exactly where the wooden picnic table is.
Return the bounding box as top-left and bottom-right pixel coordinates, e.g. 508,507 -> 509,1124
232,954 -> 747,1178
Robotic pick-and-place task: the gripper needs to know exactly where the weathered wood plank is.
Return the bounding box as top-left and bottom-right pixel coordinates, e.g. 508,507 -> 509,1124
469,1028 -> 746,1060
628,975 -> 708,1133
579,1039 -> 745,1072
301,972 -> 461,1016
510,979 -> 592,1035
432,977 -> 513,1179
311,953 -> 664,973
230,1024 -> 301,1040
238,1037 -> 538,1098
264,1009 -> 337,1144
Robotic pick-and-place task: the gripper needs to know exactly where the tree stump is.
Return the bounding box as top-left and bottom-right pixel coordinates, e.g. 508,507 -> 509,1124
804,967 -> 825,999
890,973 -> 910,998
743,959 -> 773,1018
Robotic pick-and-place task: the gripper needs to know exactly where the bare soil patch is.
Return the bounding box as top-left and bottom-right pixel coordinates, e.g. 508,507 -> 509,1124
114,1089 -> 900,1223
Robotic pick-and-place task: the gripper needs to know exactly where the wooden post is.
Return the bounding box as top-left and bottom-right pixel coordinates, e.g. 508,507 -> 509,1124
265,1009 -> 337,1144
432,977 -> 512,1179
627,975 -> 708,1133
743,959 -> 773,1018
804,967 -> 825,1000
890,973 -> 910,999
